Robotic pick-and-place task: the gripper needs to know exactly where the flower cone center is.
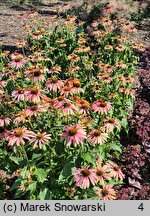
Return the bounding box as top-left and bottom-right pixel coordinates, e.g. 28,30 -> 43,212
31,88 -> 38,94
51,78 -> 58,83
102,189 -> 108,196
108,118 -> 115,123
68,128 -> 77,136
99,102 -> 107,107
58,96 -> 64,101
81,168 -> 90,177
114,166 -> 119,171
15,129 -> 23,137
96,169 -> 103,176
34,70 -> 41,77
94,130 -> 101,137
36,133 -> 43,139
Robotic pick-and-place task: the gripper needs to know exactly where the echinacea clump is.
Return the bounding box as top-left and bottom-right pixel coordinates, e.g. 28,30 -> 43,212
0,4 -> 139,200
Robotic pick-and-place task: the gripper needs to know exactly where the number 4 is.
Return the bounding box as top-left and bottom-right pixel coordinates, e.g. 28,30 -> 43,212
138,203 -> 144,211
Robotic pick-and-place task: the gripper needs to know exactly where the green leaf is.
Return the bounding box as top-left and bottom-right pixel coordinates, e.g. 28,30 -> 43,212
21,166 -> 29,179
34,168 -> 48,183
26,181 -> 37,193
10,179 -> 21,191
38,188 -> 52,200
121,118 -> 128,128
81,153 -> 95,165
109,143 -> 122,153
58,162 -> 73,182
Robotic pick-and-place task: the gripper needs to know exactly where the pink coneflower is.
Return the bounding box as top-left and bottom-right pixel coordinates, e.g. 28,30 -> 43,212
25,87 -> 45,103
0,117 -> 11,127
16,39 -> 27,48
67,65 -> 80,74
5,127 -> 33,147
1,50 -> 10,57
60,85 -> 72,97
61,124 -> 86,147
48,66 -> 61,74
0,80 -> 6,88
25,67 -> 45,82
12,88 -> 26,101
104,45 -> 113,50
94,185 -> 116,200
32,31 -> 43,40
116,61 -> 127,68
88,129 -> 108,145
78,37 -> 87,44
29,132 -> 51,149
98,73 -> 112,84
45,77 -> 63,92
54,96 -> 66,109
96,163 -> 111,185
116,44 -> 125,51
62,3 -> 71,10
73,167 -> 97,189
70,81 -> 83,95
119,88 -> 135,97
76,98 -> 90,115
13,112 -> 27,124
42,97 -> 55,110
10,55 -> 26,69
106,162 -> 124,181
67,54 -> 80,63
24,105 -> 47,117
103,118 -> 120,132
92,100 -> 112,115
59,100 -> 78,116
